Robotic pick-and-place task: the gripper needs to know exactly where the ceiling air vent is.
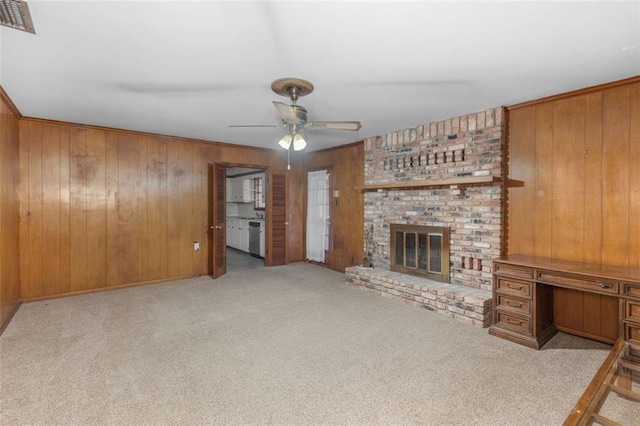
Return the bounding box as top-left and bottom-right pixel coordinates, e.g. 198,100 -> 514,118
0,0 -> 35,34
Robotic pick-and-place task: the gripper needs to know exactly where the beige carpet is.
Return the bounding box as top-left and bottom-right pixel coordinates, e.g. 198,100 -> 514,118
1,262 -> 615,425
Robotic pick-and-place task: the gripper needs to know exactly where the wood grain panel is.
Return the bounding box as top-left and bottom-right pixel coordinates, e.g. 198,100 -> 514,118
0,90 -> 20,329
58,127 -> 71,295
85,129 -> 107,289
533,103 -> 553,258
105,132 -> 119,286
602,86 -> 630,267
28,123 -> 44,297
583,92 -> 603,264
145,136 -> 163,281
137,136 -> 149,282
629,83 -> 640,268
506,107 -> 535,255
178,141 -> 194,276
41,124 -> 61,296
551,97 -> 585,261
270,172 -> 287,266
18,121 -> 30,298
166,141 -> 181,277
117,133 -> 140,285
69,128 -> 88,292
508,78 -> 639,269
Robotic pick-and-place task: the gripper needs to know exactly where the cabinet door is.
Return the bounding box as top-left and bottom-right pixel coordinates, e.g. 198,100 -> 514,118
260,223 -> 265,257
226,179 -> 233,202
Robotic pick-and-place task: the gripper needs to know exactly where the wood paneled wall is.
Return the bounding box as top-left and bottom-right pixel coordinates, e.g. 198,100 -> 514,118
19,118 -> 286,300
507,77 -> 640,267
296,142 -> 364,272
0,88 -> 21,330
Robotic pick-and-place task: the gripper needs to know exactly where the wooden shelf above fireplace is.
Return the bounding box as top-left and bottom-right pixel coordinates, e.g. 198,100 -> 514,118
357,175 -> 502,192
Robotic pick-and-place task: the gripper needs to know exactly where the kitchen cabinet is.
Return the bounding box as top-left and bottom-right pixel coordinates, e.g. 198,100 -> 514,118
226,218 -> 250,252
226,177 -> 253,202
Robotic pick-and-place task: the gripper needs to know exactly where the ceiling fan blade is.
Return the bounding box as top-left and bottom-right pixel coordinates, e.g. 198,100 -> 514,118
305,121 -> 362,131
228,124 -> 282,128
273,101 -> 305,123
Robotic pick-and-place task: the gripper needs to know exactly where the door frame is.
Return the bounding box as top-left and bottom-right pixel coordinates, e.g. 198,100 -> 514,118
209,162 -> 279,275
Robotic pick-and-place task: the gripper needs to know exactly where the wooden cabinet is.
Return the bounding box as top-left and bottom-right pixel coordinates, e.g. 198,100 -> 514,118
490,255 -> 640,349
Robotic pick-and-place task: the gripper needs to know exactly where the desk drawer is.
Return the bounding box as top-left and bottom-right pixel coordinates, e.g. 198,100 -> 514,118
537,272 -> 618,295
494,263 -> 533,279
625,300 -> 640,324
625,322 -> 640,344
496,311 -> 531,334
496,278 -> 531,298
497,294 -> 531,315
623,282 -> 640,300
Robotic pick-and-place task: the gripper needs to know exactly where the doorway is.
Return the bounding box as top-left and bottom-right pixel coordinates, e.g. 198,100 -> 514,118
306,168 -> 332,267
225,166 -> 267,271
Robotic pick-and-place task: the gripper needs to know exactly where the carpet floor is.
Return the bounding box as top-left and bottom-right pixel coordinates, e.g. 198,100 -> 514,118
0,262 -> 616,425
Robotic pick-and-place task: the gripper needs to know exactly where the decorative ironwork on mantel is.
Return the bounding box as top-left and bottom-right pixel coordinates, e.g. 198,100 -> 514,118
356,175 -> 502,192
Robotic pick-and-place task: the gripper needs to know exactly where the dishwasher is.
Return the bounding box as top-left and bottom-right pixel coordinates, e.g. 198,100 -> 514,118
249,221 -> 261,257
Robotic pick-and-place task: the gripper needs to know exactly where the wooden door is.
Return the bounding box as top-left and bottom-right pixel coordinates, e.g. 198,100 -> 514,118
211,163 -> 226,278
268,172 -> 287,266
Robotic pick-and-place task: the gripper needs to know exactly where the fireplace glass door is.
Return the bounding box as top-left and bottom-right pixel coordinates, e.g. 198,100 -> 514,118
390,224 -> 450,282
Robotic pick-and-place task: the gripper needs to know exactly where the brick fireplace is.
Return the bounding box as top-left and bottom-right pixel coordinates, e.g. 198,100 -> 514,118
345,107 -> 505,327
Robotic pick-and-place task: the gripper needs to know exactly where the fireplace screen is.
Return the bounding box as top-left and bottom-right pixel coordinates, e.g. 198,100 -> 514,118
390,224 -> 450,282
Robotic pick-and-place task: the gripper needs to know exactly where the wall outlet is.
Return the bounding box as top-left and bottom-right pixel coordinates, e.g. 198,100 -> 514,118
193,241 -> 200,251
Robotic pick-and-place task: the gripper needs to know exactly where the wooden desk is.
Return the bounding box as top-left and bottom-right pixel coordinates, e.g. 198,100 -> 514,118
489,255 -> 640,350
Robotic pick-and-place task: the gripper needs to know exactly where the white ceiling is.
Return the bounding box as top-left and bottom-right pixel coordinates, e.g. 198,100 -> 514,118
1,1 -> 639,152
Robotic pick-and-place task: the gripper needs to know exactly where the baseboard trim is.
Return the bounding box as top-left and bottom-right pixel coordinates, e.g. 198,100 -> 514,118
0,301 -> 23,336
20,275 -> 202,303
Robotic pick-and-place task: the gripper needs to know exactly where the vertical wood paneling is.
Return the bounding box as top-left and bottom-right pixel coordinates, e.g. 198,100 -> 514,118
583,92 -> 603,264
117,134 -> 140,285
41,124 -> 61,295
533,104 -> 553,258
58,127 -> 71,294
508,79 -> 639,268
506,107 -> 535,256
629,83 -> 640,268
28,123 -> 44,297
69,128 -> 88,292
18,121 -> 31,298
551,97 -> 585,261
105,132 -> 119,286
166,141 -> 181,278
0,91 -> 20,328
146,137 -> 162,281
602,87 -> 630,267
178,141 -> 194,276
86,129 -> 107,289
18,118 -> 284,299
137,136 -> 149,281
158,139 -> 169,279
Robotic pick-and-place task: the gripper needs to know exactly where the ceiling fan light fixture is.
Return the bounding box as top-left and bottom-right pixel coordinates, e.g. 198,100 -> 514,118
293,133 -> 307,151
278,134 -> 292,150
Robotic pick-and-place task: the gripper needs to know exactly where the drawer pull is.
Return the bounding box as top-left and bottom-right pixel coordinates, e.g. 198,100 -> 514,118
507,318 -> 522,326
507,283 -> 522,290
598,282 -> 612,289
507,300 -> 523,308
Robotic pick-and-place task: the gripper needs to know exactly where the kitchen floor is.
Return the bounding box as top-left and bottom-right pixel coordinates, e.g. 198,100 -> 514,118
226,248 -> 264,270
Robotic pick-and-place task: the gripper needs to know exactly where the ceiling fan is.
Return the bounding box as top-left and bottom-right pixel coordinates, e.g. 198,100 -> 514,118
230,78 -> 361,167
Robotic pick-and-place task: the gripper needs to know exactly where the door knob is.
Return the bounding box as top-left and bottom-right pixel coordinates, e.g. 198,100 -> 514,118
215,225 -> 222,229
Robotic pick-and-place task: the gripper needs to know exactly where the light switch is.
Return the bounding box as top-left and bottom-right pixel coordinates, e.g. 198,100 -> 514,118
193,241 -> 200,251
